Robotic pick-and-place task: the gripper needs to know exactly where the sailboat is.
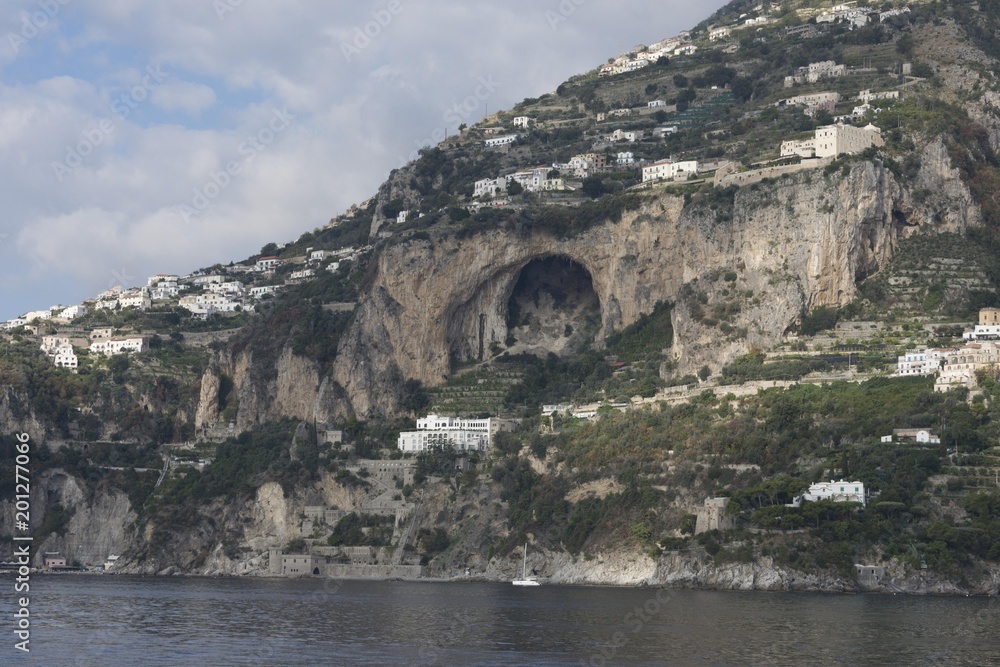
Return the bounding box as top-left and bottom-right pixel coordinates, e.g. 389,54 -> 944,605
512,542 -> 540,586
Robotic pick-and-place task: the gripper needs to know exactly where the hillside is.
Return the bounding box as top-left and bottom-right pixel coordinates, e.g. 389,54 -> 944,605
2,0 -> 1000,593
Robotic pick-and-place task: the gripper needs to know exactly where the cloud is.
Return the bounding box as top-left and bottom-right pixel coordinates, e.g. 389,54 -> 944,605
0,0 -> 718,320
150,80 -> 217,115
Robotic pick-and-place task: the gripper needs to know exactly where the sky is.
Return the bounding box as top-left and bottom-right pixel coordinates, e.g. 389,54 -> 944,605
0,0 -> 719,321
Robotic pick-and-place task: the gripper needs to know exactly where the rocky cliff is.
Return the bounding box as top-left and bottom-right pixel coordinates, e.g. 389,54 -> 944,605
332,152 -> 977,415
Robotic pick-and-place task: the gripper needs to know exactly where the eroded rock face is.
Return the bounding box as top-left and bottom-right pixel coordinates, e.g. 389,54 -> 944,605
0,469 -> 137,568
189,151 -> 977,424
333,158 -> 976,415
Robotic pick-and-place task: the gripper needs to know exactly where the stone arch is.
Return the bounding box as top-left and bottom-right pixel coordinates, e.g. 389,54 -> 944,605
446,253 -> 604,369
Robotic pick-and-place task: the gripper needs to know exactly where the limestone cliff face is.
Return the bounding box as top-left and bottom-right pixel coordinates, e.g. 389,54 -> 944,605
335,197 -> 688,416
124,471 -> 372,575
672,155 -> 976,374
334,155 -> 977,414
0,386 -> 46,444
195,345 -> 352,434
0,469 -> 136,567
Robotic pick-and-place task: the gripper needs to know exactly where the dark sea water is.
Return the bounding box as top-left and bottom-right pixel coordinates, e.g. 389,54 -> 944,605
2,575 -> 998,666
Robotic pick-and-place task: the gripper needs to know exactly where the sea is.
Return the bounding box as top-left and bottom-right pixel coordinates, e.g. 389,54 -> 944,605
2,575 -> 997,666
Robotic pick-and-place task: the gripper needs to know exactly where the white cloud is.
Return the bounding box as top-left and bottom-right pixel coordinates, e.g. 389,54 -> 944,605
150,81 -> 217,116
0,0 -> 718,319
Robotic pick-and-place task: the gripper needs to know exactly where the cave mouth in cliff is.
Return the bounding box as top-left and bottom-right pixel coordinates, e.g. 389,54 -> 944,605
503,256 -> 601,359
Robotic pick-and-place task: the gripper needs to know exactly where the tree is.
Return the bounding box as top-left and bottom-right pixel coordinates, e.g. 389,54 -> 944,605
507,180 -> 524,196
581,176 -> 606,199
698,365 -> 711,382
673,74 -> 688,88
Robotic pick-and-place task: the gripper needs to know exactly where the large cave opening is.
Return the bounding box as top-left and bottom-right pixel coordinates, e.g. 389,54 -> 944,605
503,256 -> 602,359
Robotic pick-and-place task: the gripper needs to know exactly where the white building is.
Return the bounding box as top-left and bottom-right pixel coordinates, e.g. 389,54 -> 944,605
191,274 -> 224,286
97,286 -> 122,300
52,345 -> 78,370
58,305 -> 87,320
512,116 -> 531,128
150,282 -> 180,300
935,341 -> 1000,392
308,249 -> 331,264
485,134 -> 518,148
396,210 -> 409,224
617,152 -> 635,165
962,308 -> 1000,340
23,310 -> 52,323
255,257 -> 283,272
895,348 -> 951,376
41,336 -> 71,354
90,337 -> 146,356
778,91 -> 842,110
814,124 -> 883,158
642,159 -> 699,183
289,269 -> 315,282
882,429 -> 941,445
397,414 -> 498,453
147,274 -> 179,288
250,285 -> 282,299
647,100 -> 667,108
180,292 -> 240,313
207,281 -> 245,296
118,291 -> 151,311
782,123 -> 883,159
673,44 -> 697,56
858,89 -> 900,104
785,60 -> 847,87
611,129 -> 643,143
802,480 -> 866,506
709,26 -> 731,41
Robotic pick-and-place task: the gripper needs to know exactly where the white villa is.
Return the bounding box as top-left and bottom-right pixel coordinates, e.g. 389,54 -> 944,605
962,307 -> 1000,340
895,348 -> 952,377
881,429 -> 941,445
512,116 -> 531,128
255,257 -> 283,273
90,337 -> 146,356
709,26 -> 731,41
41,336 -> 79,370
23,310 -> 53,323
801,480 -> 866,506
41,336 -> 71,354
785,60 -> 846,87
289,269 -> 315,282
58,305 -> 87,320
858,89 -> 900,103
249,285 -> 282,299
397,414 -> 497,453
611,129 -> 644,143
485,134 -> 518,148
781,123 -> 884,159
52,346 -> 78,370
642,159 -> 699,183
118,290 -> 151,311
475,167 -> 567,199
935,341 -> 1000,392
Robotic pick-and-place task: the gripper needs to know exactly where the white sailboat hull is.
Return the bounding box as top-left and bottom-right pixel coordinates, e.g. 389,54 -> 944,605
512,579 -> 540,586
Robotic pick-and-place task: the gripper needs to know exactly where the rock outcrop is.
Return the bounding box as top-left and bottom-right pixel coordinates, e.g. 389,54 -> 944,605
334,157 -> 977,414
